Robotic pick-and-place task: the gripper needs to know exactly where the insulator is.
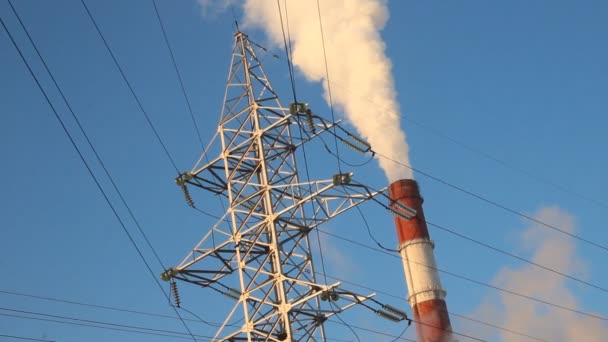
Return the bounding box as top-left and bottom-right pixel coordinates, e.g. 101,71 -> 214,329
227,287 -> 241,295
330,291 -> 339,302
340,138 -> 370,154
341,139 -> 364,152
347,132 -> 371,150
305,109 -> 316,133
223,291 -> 240,301
181,184 -> 195,208
382,304 -> 408,320
170,281 -> 181,307
385,207 -> 410,220
375,309 -> 402,323
392,201 -> 417,218
386,204 -> 416,220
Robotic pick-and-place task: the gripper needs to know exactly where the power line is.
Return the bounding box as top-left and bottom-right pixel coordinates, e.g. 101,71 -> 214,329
0,305 -> 351,342
318,272 -> 548,342
79,0 -> 180,173
318,229 -> 608,322
344,193 -> 583,340
448,311 -> 547,342
349,180 -> 608,295
320,123 -> 608,335
275,0 -> 298,104
267,41 -> 608,213
301,6 -> 368,340
329,300 -> 362,342
344,177 -> 608,297
315,0 -> 343,174
149,0 -> 230,222
0,311 -> 207,341
233,35 -> 605,309
5,6 -> 597,341
424,218 -> 608,293
371,149 -> 608,254
389,323 -> 412,342
400,115 -> 608,211
340,293 -> 484,341
202,28 -> 603,330
328,319 -> 416,342
0,11 -> 197,342
330,320 -> 415,342
1,307 -> 205,338
273,4 -> 359,341
189,29 -> 603,337
7,2 -> 223,329
0,289 -> 221,326
238,39 -> 608,253
150,0 -> 205,150
410,318 -> 486,342
0,334 -> 55,342
6,0 -> 167,273
0,281 -> 543,341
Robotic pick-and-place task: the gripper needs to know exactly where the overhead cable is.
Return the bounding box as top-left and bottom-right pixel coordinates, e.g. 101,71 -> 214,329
79,0 -> 180,173
0,334 -> 56,342
372,149 -> 608,254
150,0 -> 205,150
0,11 -> 197,342
318,229 -> 608,322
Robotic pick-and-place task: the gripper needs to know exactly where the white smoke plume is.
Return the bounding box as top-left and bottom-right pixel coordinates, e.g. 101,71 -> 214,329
468,206 -> 608,341
240,0 -> 412,181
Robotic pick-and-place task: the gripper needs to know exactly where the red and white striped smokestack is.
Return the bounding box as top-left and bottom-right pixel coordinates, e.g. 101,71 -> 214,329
389,179 -> 453,342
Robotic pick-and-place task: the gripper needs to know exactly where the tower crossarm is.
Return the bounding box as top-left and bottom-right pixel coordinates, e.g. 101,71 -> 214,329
170,178 -> 384,288
213,282 -> 376,342
182,112 -> 340,197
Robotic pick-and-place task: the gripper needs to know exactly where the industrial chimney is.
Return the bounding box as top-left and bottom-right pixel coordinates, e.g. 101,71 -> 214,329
388,179 -> 453,341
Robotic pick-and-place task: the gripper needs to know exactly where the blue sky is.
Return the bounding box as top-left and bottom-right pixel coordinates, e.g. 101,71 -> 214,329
1,1 -> 607,341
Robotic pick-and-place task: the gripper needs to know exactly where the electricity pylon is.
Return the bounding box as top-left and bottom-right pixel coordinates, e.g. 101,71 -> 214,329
162,31 -> 409,342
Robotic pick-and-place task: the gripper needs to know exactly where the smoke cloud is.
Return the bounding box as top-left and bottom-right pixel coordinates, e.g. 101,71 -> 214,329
468,206 -> 608,341
239,0 -> 412,181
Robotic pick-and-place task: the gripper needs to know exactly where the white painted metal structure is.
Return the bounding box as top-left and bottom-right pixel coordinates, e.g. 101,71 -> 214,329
162,32 -> 388,342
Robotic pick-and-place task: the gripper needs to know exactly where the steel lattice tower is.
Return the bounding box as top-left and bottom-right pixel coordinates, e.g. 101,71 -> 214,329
161,32 -> 409,341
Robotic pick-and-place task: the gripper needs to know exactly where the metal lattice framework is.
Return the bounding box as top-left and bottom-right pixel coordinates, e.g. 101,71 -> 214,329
163,32 -> 395,342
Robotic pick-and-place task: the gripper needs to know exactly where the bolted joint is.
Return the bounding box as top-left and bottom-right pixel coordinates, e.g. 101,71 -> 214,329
175,172 -> 194,187
320,290 -> 340,302
314,314 -> 327,324
289,102 -> 309,115
332,172 -> 353,185
160,268 -> 179,282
